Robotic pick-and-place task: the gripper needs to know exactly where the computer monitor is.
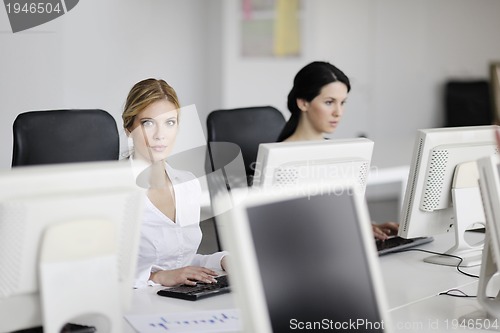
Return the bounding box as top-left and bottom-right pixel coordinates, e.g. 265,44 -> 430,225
476,154 -> 500,321
214,184 -> 392,333
252,138 -> 374,193
365,166 -> 410,223
0,161 -> 143,333
399,125 -> 499,267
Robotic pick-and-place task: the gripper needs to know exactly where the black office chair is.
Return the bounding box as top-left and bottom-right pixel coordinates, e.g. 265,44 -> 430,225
206,106 -> 286,186
12,109 -> 120,167
205,106 -> 285,252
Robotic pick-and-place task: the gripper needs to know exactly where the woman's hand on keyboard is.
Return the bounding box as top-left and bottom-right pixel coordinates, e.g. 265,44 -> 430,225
150,266 -> 219,287
372,222 -> 399,241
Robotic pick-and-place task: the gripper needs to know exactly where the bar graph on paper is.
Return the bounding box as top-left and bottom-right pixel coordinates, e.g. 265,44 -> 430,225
125,309 -> 241,332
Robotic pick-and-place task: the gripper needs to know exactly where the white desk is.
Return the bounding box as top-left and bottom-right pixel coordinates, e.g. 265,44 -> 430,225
380,232 -> 482,311
123,286 -> 236,333
380,232 -> 489,332
389,282 -> 489,332
124,232 -> 489,332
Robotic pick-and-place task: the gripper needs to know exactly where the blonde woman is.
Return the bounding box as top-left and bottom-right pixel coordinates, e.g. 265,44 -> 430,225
122,78 -> 227,288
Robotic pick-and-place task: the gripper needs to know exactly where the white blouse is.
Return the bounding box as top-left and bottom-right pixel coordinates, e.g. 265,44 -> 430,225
134,162 -> 227,288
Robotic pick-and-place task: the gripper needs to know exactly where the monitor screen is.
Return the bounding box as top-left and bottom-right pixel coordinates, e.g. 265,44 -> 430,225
0,161 -> 143,332
252,138 -> 374,193
399,125 -> 498,266
215,185 -> 390,333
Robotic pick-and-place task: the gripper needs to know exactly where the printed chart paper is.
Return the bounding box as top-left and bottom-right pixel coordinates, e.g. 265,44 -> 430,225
125,309 -> 241,332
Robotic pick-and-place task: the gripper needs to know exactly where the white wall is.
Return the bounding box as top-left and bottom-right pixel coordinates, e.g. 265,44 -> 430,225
1,0 -> 500,170
220,0 -> 500,168
0,0 -> 211,169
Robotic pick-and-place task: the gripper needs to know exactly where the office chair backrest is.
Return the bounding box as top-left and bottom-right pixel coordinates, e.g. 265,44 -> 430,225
206,106 -> 285,185
12,109 -> 120,167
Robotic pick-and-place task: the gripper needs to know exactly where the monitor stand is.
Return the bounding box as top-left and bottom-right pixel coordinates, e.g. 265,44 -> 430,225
424,161 -> 485,267
39,218 -> 122,333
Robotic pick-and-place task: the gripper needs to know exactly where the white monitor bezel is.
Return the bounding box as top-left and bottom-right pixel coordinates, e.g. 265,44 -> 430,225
0,161 -> 143,332
214,184 -> 392,333
478,155 -> 500,261
476,155 -> 500,320
399,125 -> 498,239
252,138 -> 374,191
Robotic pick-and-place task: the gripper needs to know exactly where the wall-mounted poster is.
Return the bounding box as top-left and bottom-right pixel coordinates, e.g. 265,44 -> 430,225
241,0 -> 301,58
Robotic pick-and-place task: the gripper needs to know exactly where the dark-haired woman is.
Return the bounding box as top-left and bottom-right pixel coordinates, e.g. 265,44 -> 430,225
278,61 -> 399,240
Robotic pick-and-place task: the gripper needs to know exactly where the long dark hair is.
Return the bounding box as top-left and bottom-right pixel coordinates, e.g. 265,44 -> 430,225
277,61 -> 351,142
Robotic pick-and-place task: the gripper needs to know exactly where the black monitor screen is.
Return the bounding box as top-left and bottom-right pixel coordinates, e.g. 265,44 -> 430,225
246,192 -> 384,332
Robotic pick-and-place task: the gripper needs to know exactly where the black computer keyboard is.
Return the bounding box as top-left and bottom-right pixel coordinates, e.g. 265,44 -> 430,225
376,236 -> 433,256
157,275 -> 230,301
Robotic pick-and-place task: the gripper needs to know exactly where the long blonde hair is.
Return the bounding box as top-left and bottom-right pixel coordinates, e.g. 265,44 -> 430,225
122,78 -> 180,132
